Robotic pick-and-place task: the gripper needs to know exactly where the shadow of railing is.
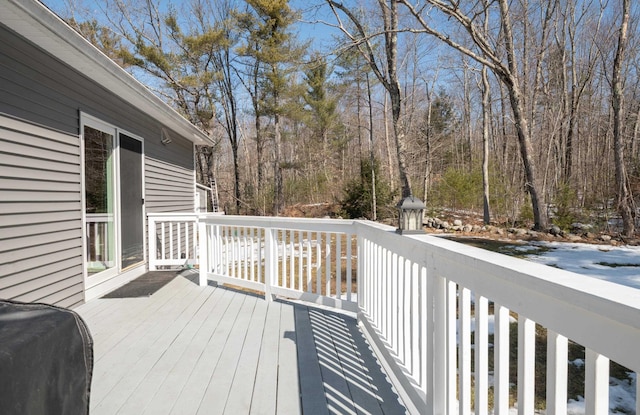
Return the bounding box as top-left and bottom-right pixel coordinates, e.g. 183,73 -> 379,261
289,303 -> 407,414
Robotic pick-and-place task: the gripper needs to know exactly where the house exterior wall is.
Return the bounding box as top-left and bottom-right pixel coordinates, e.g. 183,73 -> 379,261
0,115 -> 85,308
145,157 -> 196,213
0,23 -> 197,306
0,23 -> 194,178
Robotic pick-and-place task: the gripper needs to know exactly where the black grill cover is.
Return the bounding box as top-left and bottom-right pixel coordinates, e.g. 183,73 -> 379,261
0,300 -> 93,415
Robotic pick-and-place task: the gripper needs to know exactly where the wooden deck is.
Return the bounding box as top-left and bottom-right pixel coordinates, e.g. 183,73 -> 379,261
76,272 -> 408,414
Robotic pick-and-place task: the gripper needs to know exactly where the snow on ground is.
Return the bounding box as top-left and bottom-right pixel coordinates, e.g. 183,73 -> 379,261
523,241 -> 640,414
564,372 -> 637,414
520,241 -> 640,414
525,241 -> 640,291
457,239 -> 640,414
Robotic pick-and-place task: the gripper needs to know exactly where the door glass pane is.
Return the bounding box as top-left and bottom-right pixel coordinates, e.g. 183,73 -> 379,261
119,134 -> 144,269
84,126 -> 116,275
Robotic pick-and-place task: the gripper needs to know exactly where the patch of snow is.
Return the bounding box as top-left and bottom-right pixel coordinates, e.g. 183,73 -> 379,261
564,373 -> 636,414
526,241 -> 640,290
567,396 -> 585,414
464,239 -> 640,414
609,373 -> 636,414
523,242 -> 639,413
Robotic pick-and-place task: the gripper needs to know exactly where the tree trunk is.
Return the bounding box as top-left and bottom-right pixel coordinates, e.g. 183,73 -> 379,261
356,69 -> 363,176
505,81 -> 548,230
383,95 -> 395,192
231,141 -> 241,214
228,91 -> 241,214
326,0 -> 412,198
255,115 -> 263,190
274,112 -> 283,215
612,0 -> 634,236
463,63 -> 473,167
366,73 -> 377,220
386,0 -> 412,198
423,83 -> 433,203
632,103 -> 640,160
482,67 -> 492,224
498,0 -> 548,230
390,87 -> 412,197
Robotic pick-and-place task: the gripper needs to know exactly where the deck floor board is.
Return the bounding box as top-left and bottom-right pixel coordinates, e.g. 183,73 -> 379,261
274,302 -> 301,415
117,287 -> 216,414
197,294 -> 257,414
75,272 -> 407,415
91,281 -> 209,412
222,296 -> 268,414
250,300 -> 283,415
142,287 -> 228,415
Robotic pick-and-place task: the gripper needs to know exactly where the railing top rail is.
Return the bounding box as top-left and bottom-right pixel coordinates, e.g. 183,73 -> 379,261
416,233 -> 640,322
147,212 -> 204,218
86,213 -> 112,221
197,214 -> 357,233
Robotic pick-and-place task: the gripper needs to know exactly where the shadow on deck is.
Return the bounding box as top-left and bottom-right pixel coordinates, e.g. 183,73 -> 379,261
76,271 -> 407,414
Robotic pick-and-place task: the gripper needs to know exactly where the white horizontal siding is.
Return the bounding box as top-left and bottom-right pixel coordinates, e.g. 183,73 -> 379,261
0,115 -> 84,307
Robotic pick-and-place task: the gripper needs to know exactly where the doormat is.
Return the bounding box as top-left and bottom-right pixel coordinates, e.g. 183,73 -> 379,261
101,271 -> 178,298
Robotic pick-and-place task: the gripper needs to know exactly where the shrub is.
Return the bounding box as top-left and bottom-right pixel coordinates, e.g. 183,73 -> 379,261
430,167 -> 483,211
551,183 -> 579,230
340,158 -> 396,220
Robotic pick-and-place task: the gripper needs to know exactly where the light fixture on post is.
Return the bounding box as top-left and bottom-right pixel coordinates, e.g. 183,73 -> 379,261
396,195 -> 425,234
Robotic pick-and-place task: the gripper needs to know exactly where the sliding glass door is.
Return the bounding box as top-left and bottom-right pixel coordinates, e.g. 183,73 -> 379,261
82,116 -> 145,279
119,134 -> 144,269
84,124 -> 116,275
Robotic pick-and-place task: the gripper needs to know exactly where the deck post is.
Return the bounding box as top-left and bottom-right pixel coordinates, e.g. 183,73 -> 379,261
148,215 -> 157,271
264,227 -> 276,301
198,218 -> 208,286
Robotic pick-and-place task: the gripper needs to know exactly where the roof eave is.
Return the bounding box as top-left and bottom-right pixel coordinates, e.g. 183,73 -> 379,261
1,0 -> 214,146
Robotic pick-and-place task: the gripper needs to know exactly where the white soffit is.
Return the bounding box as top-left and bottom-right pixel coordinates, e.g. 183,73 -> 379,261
1,0 -> 214,146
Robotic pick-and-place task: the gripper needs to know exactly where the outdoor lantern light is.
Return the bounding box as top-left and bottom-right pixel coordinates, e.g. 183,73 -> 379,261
396,195 -> 426,234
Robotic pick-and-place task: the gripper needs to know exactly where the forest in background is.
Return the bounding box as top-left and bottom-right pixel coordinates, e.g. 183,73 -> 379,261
46,0 -> 640,234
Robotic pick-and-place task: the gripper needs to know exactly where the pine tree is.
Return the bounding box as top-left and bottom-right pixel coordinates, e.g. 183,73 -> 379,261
236,0 -> 304,215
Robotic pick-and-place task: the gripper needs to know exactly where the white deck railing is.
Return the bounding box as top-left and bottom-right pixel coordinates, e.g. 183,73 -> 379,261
197,215 -> 358,313
148,213 -> 200,270
85,213 -> 112,262
149,214 -> 640,415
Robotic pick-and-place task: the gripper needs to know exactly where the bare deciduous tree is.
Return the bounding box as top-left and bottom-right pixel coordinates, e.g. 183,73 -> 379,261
399,0 -> 550,230
325,0 -> 413,198
612,0 -> 634,236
